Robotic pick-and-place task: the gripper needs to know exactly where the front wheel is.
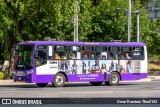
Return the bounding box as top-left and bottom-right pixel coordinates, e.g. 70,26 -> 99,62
36,83 -> 48,87
52,73 -> 66,87
90,82 -> 102,86
108,72 -> 120,86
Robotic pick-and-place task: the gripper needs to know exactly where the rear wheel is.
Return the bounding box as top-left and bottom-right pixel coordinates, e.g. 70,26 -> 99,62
90,82 -> 102,86
108,72 -> 120,86
36,83 -> 48,87
52,73 -> 66,87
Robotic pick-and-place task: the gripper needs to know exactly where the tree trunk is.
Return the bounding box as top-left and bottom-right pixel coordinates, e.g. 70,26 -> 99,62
7,43 -> 16,79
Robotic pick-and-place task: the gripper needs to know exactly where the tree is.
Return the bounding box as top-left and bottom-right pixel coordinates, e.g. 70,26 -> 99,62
0,0 -> 93,78
88,0 -> 129,42
0,0 -> 45,78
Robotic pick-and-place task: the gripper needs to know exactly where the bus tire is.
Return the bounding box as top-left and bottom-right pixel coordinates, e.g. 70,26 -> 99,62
52,73 -> 66,87
36,83 -> 48,87
90,82 -> 102,86
108,72 -> 120,86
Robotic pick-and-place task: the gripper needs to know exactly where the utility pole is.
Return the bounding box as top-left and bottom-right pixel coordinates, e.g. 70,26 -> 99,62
74,1 -> 79,42
135,11 -> 140,42
128,0 -> 132,42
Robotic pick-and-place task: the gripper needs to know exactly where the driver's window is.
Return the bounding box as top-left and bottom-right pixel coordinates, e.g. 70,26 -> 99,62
36,45 -> 47,66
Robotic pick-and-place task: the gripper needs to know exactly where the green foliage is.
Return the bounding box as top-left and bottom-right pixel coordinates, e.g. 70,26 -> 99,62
87,0 -> 129,41
9,71 -> 14,79
0,72 -> 4,79
0,0 -> 160,65
0,71 -> 14,79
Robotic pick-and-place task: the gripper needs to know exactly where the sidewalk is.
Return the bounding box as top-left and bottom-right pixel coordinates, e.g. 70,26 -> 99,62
148,76 -> 160,81
0,76 -> 160,85
0,79 -> 28,85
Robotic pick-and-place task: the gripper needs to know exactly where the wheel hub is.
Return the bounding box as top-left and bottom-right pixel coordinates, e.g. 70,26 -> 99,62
111,75 -> 118,83
56,76 -> 63,85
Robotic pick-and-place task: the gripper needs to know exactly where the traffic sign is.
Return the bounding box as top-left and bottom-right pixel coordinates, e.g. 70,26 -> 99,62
148,0 -> 160,19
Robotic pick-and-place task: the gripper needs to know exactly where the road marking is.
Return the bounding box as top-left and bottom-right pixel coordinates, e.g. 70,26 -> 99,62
59,90 -> 113,94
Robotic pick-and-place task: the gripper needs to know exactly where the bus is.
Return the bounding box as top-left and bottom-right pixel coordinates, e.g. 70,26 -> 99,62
14,41 -> 147,87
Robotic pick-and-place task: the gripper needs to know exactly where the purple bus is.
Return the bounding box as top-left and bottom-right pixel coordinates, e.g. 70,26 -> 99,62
14,41 -> 147,87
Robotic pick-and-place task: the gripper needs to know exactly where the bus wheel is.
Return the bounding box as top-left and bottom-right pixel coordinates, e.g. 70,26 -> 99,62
90,82 -> 102,86
36,83 -> 48,87
52,73 -> 66,87
108,72 -> 120,86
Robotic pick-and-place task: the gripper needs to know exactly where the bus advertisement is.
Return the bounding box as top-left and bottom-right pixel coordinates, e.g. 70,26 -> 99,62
14,41 -> 147,87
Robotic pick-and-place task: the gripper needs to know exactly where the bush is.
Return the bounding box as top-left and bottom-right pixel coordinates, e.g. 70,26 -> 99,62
0,71 -> 4,79
148,54 -> 160,62
9,71 -> 14,79
0,71 -> 14,79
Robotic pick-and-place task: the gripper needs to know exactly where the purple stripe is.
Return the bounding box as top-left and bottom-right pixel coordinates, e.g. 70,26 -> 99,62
120,73 -> 148,81
14,72 -> 148,83
19,41 -> 146,46
67,74 -> 105,82
34,73 -> 147,83
34,75 -> 53,83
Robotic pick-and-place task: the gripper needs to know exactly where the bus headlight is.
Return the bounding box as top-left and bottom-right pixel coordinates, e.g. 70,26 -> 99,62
27,70 -> 33,75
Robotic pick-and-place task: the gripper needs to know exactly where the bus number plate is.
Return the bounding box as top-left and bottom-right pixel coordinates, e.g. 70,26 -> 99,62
17,72 -> 24,76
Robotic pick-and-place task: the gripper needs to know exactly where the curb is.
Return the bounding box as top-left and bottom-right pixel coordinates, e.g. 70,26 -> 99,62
0,80 -> 29,85
147,76 -> 160,81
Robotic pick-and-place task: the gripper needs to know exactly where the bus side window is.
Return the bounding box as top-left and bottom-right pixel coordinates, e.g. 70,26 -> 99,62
68,52 -> 77,59
108,47 -> 120,59
82,46 -> 94,59
54,52 -> 60,59
120,47 -> 132,60
94,46 -> 107,59
108,52 -> 114,59
95,52 -> 101,59
54,46 -> 68,59
60,52 -> 67,59
68,46 -> 81,59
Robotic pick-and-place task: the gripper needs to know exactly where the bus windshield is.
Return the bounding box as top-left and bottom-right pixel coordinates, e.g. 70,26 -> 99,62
15,45 -> 34,70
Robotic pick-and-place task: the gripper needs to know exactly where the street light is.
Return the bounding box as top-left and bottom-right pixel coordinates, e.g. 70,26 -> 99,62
117,8 -> 147,42
116,0 -> 132,42
128,0 -> 132,42
134,10 -> 147,42
134,11 -> 140,42
73,0 -> 80,42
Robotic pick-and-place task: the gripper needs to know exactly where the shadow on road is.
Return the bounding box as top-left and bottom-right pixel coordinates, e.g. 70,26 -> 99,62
0,82 -> 139,88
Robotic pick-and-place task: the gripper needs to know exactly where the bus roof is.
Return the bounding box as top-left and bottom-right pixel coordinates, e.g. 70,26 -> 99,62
18,41 -> 146,47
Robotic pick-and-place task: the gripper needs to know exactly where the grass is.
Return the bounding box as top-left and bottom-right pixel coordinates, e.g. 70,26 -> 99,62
148,54 -> 160,71
148,61 -> 160,71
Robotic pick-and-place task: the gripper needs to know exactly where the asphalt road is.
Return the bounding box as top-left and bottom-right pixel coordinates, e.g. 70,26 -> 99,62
0,81 -> 160,98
